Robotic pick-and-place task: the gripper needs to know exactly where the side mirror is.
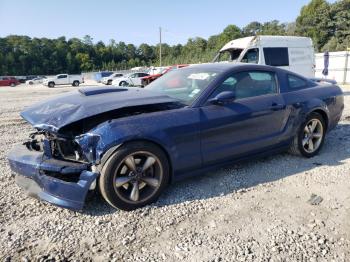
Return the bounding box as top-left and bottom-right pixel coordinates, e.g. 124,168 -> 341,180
209,91 -> 236,105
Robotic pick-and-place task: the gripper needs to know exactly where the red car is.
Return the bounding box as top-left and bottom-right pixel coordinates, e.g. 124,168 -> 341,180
141,64 -> 189,86
0,76 -> 20,87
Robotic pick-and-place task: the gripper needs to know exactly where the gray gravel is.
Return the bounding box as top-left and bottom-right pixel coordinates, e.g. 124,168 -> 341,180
1,84 -> 350,261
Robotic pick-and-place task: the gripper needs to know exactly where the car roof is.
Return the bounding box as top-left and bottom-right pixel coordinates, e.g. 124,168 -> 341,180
184,62 -> 281,73
181,63 -> 310,82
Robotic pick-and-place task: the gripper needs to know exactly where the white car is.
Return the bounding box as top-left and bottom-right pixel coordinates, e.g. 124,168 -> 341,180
101,73 -> 124,85
26,77 -> 46,85
111,72 -> 149,87
43,74 -> 84,88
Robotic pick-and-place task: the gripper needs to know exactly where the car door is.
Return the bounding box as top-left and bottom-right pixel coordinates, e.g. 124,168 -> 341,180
200,70 -> 289,165
0,77 -> 5,86
127,73 -> 137,86
133,73 -> 144,86
57,74 -> 68,85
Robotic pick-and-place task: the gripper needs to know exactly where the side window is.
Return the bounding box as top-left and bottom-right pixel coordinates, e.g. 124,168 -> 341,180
287,74 -> 308,90
210,76 -> 238,98
263,48 -> 289,66
240,48 -> 259,64
58,75 -> 67,79
209,71 -> 278,101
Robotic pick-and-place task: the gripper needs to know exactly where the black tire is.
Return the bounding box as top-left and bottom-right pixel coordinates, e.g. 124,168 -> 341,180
10,83 -> 16,87
72,81 -> 80,87
119,81 -> 128,87
48,82 -> 55,88
289,112 -> 326,158
29,81 -> 33,85
99,141 -> 170,211
107,80 -> 112,85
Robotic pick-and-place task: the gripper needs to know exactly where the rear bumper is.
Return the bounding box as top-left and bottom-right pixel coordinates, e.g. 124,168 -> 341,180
7,144 -> 97,210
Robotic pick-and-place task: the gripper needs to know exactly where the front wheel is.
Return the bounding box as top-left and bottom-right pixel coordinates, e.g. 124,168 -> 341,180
289,112 -> 326,157
10,83 -> 16,87
119,81 -> 129,87
99,142 -> 170,211
48,82 -> 55,88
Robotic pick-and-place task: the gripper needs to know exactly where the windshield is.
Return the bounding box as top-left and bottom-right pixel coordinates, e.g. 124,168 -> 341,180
214,48 -> 243,62
145,67 -> 220,105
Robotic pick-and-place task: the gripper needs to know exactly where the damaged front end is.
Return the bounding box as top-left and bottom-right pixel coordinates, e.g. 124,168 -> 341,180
7,86 -> 185,210
7,130 -> 99,210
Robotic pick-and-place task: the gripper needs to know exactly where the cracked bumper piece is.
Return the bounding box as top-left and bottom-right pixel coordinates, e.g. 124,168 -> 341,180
7,144 -> 98,210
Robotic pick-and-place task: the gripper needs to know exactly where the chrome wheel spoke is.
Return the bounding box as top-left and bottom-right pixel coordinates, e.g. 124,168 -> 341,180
141,177 -> 159,187
308,139 -> 314,151
115,176 -> 133,187
310,120 -> 317,132
302,137 -> 309,146
142,156 -> 156,172
124,156 -> 137,172
304,126 -> 310,134
313,132 -> 322,138
130,181 -> 140,201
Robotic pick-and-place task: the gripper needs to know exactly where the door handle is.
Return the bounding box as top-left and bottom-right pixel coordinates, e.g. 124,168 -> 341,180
270,103 -> 285,111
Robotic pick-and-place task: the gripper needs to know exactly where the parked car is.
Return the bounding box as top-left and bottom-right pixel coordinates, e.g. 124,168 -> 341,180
101,72 -> 124,85
43,74 -> 84,88
94,71 -> 113,83
0,76 -> 20,87
7,64 -> 343,211
213,35 -> 315,77
111,72 -> 149,86
26,76 -> 46,85
141,64 -> 189,86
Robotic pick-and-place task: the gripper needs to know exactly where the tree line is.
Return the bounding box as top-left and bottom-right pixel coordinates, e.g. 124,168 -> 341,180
0,0 -> 349,76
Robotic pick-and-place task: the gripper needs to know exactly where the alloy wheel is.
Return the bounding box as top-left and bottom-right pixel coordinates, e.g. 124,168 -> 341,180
112,151 -> 162,203
302,119 -> 324,153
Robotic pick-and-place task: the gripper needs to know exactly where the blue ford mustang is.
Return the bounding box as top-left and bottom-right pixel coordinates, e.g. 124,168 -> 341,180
7,64 -> 344,211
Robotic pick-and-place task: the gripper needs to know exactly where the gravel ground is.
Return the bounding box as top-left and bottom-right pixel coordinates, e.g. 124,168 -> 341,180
0,84 -> 350,262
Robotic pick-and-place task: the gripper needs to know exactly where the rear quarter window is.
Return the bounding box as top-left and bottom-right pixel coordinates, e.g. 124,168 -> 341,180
287,74 -> 308,90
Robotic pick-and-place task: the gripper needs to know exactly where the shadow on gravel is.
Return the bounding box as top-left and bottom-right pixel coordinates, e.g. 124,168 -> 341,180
83,123 -> 350,215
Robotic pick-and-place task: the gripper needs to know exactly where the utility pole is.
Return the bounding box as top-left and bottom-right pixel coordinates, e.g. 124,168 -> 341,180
159,27 -> 162,67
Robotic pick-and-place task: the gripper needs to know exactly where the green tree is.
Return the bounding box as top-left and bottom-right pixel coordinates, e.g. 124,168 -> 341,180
295,0 -> 333,51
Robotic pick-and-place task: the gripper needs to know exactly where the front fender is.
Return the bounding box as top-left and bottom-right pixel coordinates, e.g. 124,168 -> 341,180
75,118 -> 176,166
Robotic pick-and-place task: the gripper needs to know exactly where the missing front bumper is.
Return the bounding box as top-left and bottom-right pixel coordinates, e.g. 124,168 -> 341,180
7,144 -> 98,210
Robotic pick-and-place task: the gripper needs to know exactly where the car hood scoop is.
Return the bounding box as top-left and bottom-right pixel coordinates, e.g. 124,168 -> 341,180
21,87 -> 180,133
79,87 -> 128,96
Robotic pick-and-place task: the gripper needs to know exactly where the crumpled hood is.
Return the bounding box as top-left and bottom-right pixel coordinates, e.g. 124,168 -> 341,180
21,86 -> 179,132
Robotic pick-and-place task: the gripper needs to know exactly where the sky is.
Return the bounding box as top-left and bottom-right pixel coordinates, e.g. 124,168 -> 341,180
0,0 -> 336,46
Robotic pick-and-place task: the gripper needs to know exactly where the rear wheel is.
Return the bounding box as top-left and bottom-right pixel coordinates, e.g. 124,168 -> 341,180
289,112 -> 326,157
99,141 -> 170,210
72,81 -> 80,87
